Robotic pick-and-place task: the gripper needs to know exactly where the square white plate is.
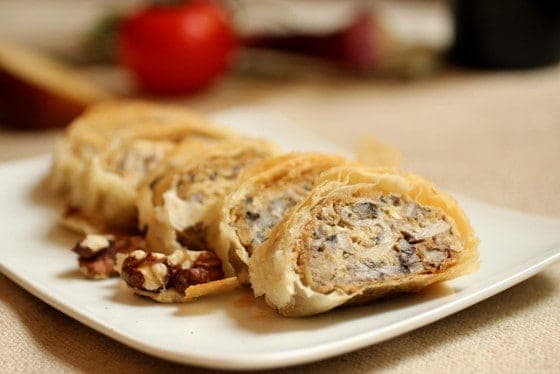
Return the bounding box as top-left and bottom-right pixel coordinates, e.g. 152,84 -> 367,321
0,109 -> 559,370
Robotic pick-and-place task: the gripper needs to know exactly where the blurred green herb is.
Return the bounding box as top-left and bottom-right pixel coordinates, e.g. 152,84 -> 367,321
84,13 -> 123,64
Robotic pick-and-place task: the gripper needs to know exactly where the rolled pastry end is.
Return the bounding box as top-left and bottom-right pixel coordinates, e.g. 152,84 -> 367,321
138,138 -> 279,256
249,167 -> 479,317
210,152 -> 352,281
50,99 -> 235,234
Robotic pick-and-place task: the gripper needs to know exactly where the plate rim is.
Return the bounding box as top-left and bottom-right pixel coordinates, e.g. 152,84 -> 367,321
2,243 -> 559,370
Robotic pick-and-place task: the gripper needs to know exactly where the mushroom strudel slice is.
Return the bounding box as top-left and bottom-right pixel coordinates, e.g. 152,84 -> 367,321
137,138 -> 279,255
50,100 -> 232,233
249,166 -> 479,317
209,152 -> 351,282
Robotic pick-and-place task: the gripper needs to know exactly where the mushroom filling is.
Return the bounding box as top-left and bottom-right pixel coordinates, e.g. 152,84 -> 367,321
232,180 -> 314,254
300,193 -> 463,294
105,133 -> 222,186
106,139 -> 174,185
158,152 -> 270,251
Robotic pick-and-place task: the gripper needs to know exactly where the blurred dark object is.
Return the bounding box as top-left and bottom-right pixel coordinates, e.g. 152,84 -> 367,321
245,11 -> 380,71
236,45 -> 441,81
0,41 -> 112,130
451,0 -> 560,69
239,7 -> 442,80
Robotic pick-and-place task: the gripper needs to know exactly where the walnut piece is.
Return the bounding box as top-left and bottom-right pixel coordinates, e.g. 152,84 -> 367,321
72,234 -> 146,279
115,249 -> 224,294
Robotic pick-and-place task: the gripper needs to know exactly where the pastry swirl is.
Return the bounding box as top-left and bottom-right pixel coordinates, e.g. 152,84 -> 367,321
209,152 -> 351,281
249,166 -> 479,316
50,100 -> 232,233
137,138 -> 279,255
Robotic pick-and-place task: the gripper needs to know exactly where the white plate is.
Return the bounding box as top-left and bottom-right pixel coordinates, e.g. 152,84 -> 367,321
0,109 -> 559,370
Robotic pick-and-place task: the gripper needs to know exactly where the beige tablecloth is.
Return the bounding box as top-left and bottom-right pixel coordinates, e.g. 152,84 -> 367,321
1,67 -> 559,373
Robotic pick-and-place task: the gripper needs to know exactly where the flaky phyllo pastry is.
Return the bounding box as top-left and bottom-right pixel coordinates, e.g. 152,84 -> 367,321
137,138 -> 279,256
209,153 -> 352,282
52,100 -> 479,314
49,100 -> 232,233
249,166 -> 479,316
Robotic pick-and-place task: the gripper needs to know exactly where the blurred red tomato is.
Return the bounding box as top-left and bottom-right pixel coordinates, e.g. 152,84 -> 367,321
117,1 -> 237,95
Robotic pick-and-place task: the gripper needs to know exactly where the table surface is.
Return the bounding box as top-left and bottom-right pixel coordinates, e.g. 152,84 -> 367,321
1,66 -> 559,373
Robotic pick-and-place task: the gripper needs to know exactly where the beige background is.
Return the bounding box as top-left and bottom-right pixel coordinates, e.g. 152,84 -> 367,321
1,66 -> 559,372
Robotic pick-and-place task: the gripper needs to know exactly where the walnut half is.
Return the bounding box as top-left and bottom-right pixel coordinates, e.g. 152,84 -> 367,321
72,234 -> 146,279
115,249 -> 224,293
